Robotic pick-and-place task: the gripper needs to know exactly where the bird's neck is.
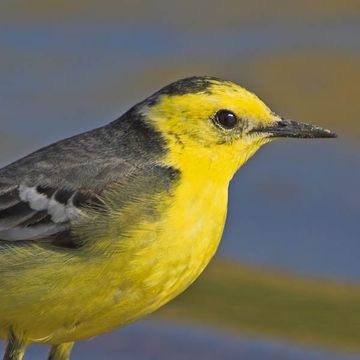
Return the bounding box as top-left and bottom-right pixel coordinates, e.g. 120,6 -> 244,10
162,139 -> 261,186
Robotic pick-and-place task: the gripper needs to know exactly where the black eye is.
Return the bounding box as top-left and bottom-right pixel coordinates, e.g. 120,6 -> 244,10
214,110 -> 238,129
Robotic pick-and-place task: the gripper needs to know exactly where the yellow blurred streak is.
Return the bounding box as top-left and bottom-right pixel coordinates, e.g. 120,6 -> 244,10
155,259 -> 360,352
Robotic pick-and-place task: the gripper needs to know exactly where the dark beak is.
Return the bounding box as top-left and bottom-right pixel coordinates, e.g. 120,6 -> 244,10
251,119 -> 337,139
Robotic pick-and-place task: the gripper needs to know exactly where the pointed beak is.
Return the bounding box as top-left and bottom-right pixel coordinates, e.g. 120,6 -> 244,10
250,119 -> 337,139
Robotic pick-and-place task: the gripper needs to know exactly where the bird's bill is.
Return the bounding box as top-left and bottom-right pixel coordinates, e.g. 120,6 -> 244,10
251,119 -> 337,139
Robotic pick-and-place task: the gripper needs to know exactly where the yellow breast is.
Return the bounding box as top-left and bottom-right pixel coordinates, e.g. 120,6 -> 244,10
135,169 -> 229,303
102,167 -> 229,331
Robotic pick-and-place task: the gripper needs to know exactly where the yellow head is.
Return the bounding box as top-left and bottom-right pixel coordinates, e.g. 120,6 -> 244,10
140,76 -> 335,183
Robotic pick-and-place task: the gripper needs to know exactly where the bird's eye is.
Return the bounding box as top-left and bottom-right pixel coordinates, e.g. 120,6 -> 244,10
214,110 -> 238,130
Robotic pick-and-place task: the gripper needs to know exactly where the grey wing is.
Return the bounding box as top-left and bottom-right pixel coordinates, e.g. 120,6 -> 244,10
0,135 -> 139,246
0,116 -> 164,246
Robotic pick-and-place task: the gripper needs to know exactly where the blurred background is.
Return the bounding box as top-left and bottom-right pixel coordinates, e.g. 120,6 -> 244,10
0,1 -> 359,359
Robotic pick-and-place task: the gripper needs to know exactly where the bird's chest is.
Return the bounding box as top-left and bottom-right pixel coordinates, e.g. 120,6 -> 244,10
110,178 -> 229,320
150,180 -> 228,291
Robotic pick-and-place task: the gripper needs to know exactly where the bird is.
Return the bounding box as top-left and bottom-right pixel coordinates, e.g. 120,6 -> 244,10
0,76 -> 336,360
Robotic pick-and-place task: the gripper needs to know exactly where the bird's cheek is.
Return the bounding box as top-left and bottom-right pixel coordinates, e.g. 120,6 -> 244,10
233,140 -> 267,169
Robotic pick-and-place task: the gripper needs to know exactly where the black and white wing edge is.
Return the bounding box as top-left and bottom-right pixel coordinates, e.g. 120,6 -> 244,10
0,182 -> 97,245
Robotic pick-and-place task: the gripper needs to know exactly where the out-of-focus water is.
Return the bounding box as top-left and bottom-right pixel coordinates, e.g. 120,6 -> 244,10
222,139 -> 360,280
1,321 -> 360,360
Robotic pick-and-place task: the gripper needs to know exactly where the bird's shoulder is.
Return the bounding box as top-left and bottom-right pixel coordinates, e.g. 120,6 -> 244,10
0,110 -> 171,248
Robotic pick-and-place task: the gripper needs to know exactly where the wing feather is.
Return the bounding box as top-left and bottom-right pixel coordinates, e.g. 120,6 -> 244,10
0,113 -> 166,246
0,183 -> 94,243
